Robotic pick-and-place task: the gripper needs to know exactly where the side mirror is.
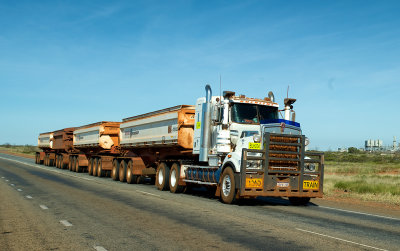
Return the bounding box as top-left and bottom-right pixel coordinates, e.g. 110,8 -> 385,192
211,106 -> 222,123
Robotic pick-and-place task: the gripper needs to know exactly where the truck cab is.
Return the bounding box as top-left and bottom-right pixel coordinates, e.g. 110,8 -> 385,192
188,85 -> 324,204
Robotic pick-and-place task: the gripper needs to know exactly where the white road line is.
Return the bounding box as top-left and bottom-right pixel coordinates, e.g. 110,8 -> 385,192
1,176 -> 4,178
26,195 -> 33,199
94,246 -> 108,251
17,189 -> 22,192
5,179 -> 9,182
296,228 -> 388,251
60,220 -> 73,227
136,190 -> 160,198
39,205 -> 49,210
319,206 -> 400,221
0,156 -> 94,181
10,183 -> 15,186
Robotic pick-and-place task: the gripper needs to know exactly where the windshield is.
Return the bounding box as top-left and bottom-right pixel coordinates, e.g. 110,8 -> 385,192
231,103 -> 278,124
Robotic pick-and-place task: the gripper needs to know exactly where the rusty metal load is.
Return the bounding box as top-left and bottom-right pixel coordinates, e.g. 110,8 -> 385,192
120,105 -> 195,150
52,127 -> 76,152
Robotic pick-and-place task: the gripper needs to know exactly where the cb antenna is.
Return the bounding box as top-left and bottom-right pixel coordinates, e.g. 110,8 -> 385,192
220,74 -> 222,105
287,85 -> 290,98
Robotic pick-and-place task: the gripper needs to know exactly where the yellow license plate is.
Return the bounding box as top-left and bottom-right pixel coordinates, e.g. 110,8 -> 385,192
303,180 -> 319,190
248,142 -> 261,149
246,178 -> 263,188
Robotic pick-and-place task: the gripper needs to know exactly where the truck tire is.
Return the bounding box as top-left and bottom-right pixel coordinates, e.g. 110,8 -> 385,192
97,158 -> 104,177
119,160 -> 127,182
60,155 -> 65,169
76,156 -> 82,173
220,167 -> 237,204
49,156 -> 54,166
111,159 -> 119,181
68,156 -> 72,171
169,163 -> 184,193
87,158 -> 93,175
289,197 -> 310,206
156,162 -> 170,191
92,158 -> 98,176
73,156 -> 78,172
44,154 -> 48,166
126,160 -> 139,184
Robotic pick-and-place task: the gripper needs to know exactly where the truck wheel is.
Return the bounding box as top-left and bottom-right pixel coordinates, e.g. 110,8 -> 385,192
49,156 -> 54,166
119,160 -> 127,182
76,157 -> 82,173
68,156 -> 72,171
73,156 -> 78,172
126,160 -> 137,184
156,162 -> 170,191
112,159 -> 119,181
87,158 -> 93,175
60,155 -> 65,169
289,197 -> 310,206
92,158 -> 98,176
169,163 -> 184,193
97,158 -> 104,177
220,167 -> 237,204
44,154 -> 48,166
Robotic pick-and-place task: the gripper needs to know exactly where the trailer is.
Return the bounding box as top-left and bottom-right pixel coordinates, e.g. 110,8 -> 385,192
111,105 -> 195,184
72,121 -> 121,176
52,127 -> 77,169
36,132 -> 55,166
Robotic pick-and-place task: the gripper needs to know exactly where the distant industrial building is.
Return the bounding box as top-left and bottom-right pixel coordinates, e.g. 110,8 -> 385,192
365,139 -> 384,152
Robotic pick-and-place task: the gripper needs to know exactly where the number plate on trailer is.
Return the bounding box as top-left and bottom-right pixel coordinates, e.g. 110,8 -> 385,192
277,182 -> 289,188
303,180 -> 319,190
245,178 -> 263,188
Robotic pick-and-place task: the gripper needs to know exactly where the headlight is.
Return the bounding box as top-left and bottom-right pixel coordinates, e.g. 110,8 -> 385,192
305,137 -> 310,146
246,160 -> 262,169
253,134 -> 261,143
304,163 -> 316,172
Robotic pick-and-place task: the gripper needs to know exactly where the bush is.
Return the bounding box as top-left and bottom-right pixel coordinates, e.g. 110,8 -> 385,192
348,147 -> 360,154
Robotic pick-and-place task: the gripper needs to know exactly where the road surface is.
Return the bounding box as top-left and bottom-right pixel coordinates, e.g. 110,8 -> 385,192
0,153 -> 399,251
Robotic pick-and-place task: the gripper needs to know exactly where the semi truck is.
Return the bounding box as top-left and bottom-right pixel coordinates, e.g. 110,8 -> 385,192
36,85 -> 324,205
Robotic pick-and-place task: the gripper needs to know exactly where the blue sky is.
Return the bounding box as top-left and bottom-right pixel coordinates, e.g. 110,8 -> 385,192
0,0 -> 399,150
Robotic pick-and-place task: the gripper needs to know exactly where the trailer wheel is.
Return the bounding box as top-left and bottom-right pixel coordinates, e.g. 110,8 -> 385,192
220,167 -> 236,204
112,159 -> 119,181
60,155 -> 65,169
97,158 -> 104,177
156,162 -> 170,191
49,155 -> 54,166
91,158 -> 97,176
119,160 -> 127,182
76,156 -> 82,173
169,163 -> 184,193
289,197 -> 310,206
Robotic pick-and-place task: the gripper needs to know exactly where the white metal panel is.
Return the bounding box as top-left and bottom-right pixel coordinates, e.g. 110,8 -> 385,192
38,133 -> 53,148
73,126 -> 101,146
121,112 -> 178,128
120,112 -> 179,146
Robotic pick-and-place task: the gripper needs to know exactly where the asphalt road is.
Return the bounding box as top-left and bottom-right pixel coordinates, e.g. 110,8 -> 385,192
0,153 -> 399,251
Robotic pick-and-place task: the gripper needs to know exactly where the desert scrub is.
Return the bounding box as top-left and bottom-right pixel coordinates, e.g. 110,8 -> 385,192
325,161 -> 400,174
334,175 -> 400,195
324,173 -> 400,205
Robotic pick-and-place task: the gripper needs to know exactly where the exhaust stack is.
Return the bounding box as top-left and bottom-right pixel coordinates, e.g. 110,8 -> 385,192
199,85 -> 212,162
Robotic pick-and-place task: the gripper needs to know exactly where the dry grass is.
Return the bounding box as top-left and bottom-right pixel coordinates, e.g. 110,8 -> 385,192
0,145 -> 38,156
324,158 -> 400,205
